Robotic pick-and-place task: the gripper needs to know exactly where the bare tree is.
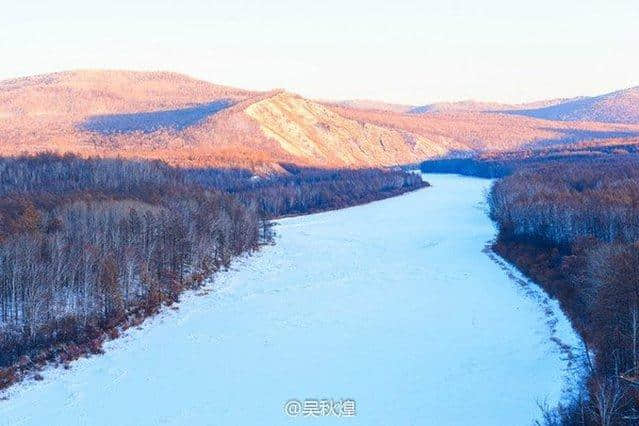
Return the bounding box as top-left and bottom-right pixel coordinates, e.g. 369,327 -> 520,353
591,376 -> 625,426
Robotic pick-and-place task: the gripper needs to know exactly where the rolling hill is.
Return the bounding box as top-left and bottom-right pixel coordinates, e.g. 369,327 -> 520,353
0,70 -> 254,117
407,86 -> 639,125
501,86 -> 639,124
408,98 -> 574,114
1,70 -> 639,172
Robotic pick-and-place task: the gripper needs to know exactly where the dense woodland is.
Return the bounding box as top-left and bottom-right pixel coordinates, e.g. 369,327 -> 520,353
420,143 -> 639,179
186,163 -> 427,218
488,157 -> 639,425
0,154 -> 261,377
0,154 -> 425,388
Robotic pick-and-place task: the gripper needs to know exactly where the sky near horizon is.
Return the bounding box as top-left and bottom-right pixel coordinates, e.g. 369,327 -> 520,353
1,0 -> 638,104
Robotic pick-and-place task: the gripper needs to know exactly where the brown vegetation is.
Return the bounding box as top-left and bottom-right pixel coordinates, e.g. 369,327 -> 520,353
489,157 -> 639,424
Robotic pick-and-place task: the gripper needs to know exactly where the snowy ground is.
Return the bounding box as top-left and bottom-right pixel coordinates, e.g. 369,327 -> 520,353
0,174 -> 580,425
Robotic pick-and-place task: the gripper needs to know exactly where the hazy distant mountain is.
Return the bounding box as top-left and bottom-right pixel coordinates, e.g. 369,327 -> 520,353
1,70 -> 639,172
409,86 -> 639,125
501,86 -> 639,124
409,98 -> 576,114
332,99 -> 413,113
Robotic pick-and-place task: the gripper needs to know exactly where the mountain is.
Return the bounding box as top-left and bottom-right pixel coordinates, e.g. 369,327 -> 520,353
409,86 -> 639,125
1,70 -> 639,172
242,92 -> 449,166
0,71 -> 452,171
409,98 -> 575,114
331,99 -> 413,113
330,106 -> 639,153
501,86 -> 639,124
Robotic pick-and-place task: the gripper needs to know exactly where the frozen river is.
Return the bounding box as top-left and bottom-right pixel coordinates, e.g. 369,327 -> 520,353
0,174 -> 579,425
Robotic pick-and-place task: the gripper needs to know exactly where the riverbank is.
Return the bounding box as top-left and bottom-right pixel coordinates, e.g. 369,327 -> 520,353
0,154 -> 425,394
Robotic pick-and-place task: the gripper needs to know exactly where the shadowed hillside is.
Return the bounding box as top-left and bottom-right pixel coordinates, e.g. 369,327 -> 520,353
80,100 -> 233,134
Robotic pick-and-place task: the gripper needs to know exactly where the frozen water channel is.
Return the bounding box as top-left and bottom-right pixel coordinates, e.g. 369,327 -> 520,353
0,174 -> 579,425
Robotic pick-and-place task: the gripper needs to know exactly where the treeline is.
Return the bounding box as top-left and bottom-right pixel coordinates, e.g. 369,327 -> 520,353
185,163 -> 428,218
0,154 -> 261,379
420,157 -> 518,178
0,154 -> 426,389
488,157 -> 639,425
419,143 -> 639,179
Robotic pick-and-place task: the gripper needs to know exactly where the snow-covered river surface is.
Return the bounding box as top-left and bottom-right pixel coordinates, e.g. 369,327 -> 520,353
1,174 -> 579,425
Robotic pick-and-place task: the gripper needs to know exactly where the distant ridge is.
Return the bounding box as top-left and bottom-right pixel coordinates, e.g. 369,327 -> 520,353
500,86 -> 639,124
409,98 -> 576,115
408,85 -> 639,125
331,99 -> 413,113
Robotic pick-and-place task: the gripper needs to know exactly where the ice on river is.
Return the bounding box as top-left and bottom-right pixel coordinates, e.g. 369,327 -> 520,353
0,174 -> 580,425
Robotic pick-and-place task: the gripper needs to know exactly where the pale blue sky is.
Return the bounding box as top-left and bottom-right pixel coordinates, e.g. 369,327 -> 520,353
1,0 -> 637,104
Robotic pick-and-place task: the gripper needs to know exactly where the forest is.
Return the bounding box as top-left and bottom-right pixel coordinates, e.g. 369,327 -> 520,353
186,163 -> 427,218
488,156 -> 639,425
0,154 -> 425,389
419,142 -> 639,179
